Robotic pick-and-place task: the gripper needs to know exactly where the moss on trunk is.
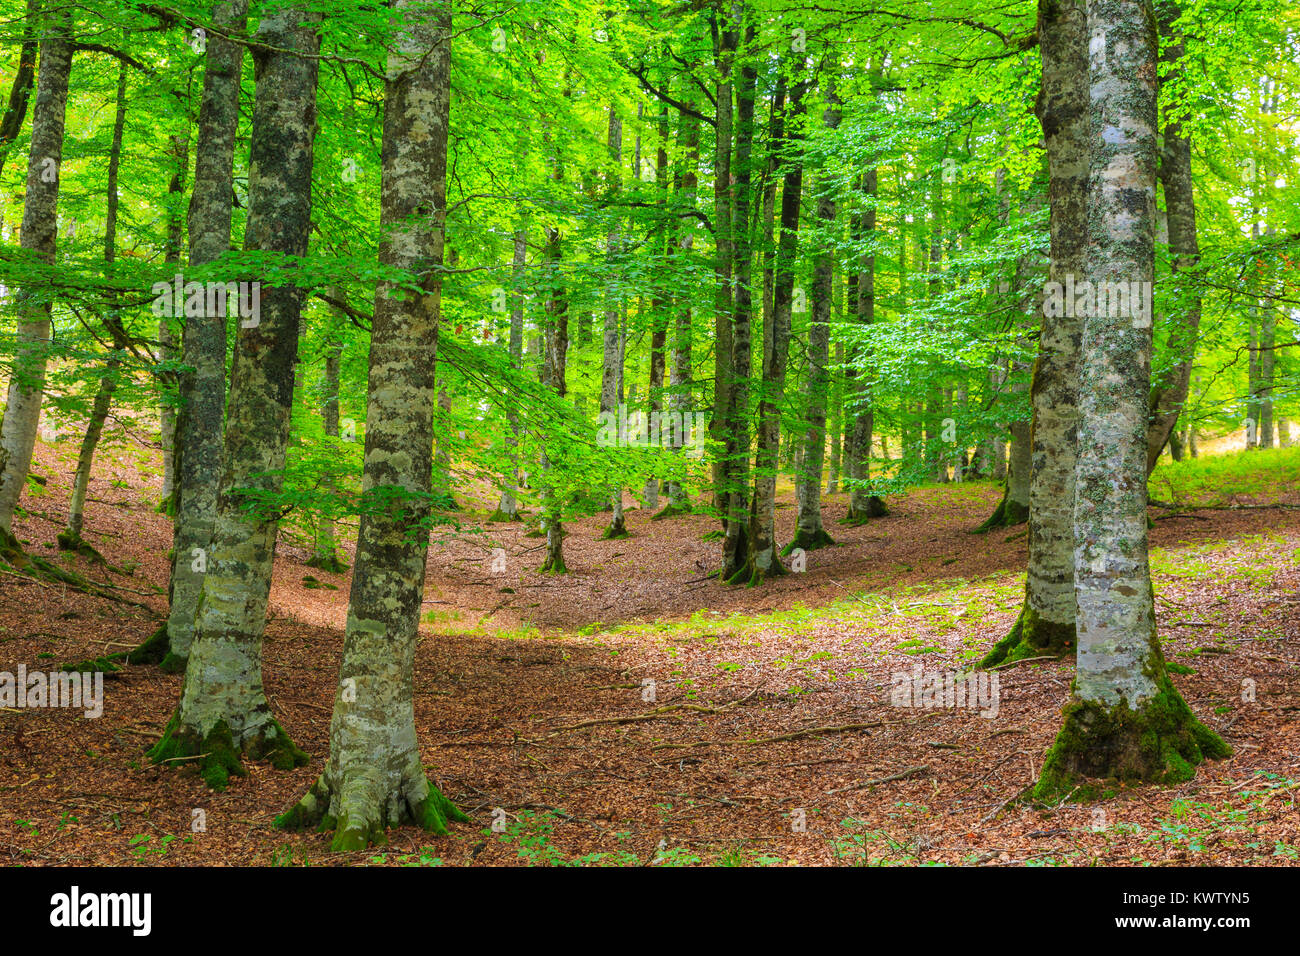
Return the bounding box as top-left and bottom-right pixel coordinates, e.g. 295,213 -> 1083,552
1034,671 -> 1231,802
979,604 -> 1075,669
844,495 -> 888,525
783,526 -> 834,553
148,712 -> 307,792
62,620 -> 173,674
275,773 -> 469,852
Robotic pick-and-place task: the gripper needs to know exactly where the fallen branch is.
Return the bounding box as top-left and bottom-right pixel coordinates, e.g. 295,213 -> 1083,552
826,764 -> 929,795
551,689 -> 758,733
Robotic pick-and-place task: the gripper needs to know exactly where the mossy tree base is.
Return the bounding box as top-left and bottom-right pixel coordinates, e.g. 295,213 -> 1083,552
486,508 -> 522,523
1034,676 -> 1232,802
843,496 -> 888,525
56,530 -> 109,564
979,604 -> 1075,669
599,520 -> 629,540
651,502 -> 692,521
539,550 -> 567,574
782,526 -> 834,554
746,558 -> 787,586
147,712 -> 309,792
62,620 -> 174,674
970,491 -> 1028,534
275,774 -> 469,852
305,553 -> 349,574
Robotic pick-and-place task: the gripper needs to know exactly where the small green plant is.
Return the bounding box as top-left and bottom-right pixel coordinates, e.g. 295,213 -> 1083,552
128,833 -> 183,860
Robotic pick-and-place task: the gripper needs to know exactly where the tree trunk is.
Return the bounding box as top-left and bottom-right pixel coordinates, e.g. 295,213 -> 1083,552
709,8 -> 738,526
747,73 -> 802,583
61,60 -> 130,559
845,168 -> 887,522
791,75 -> 837,552
600,105 -> 627,539
149,4 -> 322,787
827,340 -> 842,494
0,6 -> 71,544
982,0 -> 1087,666
660,105 -> 700,517
1145,5 -> 1202,473
158,128 -> 187,511
1036,0 -> 1228,797
277,3 -> 464,848
644,105 -> 670,512
0,0 -> 39,190
309,294 -> 347,573
491,218 -> 527,521
538,88 -> 571,574
720,20 -> 757,582
159,0 -> 249,668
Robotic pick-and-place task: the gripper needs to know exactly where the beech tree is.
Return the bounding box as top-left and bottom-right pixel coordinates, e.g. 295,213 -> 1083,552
1035,0 -> 1230,796
278,1 -> 464,849
148,4 -> 322,787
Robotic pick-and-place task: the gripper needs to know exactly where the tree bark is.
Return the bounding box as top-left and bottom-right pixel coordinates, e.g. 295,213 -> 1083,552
600,105 -> 628,539
747,73 -> 803,583
845,168 -> 887,522
61,60 -> 130,557
660,105 -> 700,516
791,75 -> 838,552
1036,0 -> 1228,798
149,4 -> 322,786
1145,4 -> 1202,472
0,6 -> 71,544
709,4 -> 738,526
719,14 -> 757,582
491,218 -> 527,521
160,0 -> 249,667
278,2 -> 464,848
982,0 -> 1088,666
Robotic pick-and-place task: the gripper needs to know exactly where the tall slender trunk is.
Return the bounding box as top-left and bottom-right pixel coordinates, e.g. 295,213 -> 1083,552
644,106 -> 671,512
1036,0 -> 1228,797
709,6 -> 738,525
158,130 -> 188,509
0,0 -> 39,191
600,105 -> 627,539
719,14 -> 757,582
1145,4 -> 1202,471
278,3 -> 464,849
492,218 -> 527,521
827,339 -> 842,494
661,105 -> 700,516
62,60 -> 130,554
536,76 -> 572,571
845,168 -> 887,522
791,75 -> 838,552
0,6 -> 71,544
746,73 -> 803,583
159,0 -> 249,668
149,5 -> 322,786
982,0 -> 1088,666
310,293 -> 346,572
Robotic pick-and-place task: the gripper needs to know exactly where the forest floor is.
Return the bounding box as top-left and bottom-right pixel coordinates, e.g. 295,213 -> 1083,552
2,433 -> 1299,866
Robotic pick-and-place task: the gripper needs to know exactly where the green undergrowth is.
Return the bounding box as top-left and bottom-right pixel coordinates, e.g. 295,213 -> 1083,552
488,810 -> 783,867
1150,444 -> 1300,508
